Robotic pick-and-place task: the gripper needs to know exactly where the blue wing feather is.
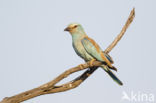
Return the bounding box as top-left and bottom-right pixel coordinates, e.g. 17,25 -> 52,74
81,37 -> 114,63
104,53 -> 114,63
81,37 -> 104,62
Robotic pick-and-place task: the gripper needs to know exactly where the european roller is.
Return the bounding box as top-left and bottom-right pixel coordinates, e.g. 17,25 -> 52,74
64,23 -> 123,85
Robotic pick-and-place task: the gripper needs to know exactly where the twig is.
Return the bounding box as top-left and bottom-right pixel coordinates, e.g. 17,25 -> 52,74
105,8 -> 135,53
0,8 -> 135,103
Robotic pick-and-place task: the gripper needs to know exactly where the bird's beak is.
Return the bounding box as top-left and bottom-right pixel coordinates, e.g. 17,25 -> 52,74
64,27 -> 70,31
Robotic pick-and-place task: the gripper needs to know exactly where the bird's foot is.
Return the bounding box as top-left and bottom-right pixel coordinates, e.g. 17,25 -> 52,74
78,64 -> 84,69
89,59 -> 96,67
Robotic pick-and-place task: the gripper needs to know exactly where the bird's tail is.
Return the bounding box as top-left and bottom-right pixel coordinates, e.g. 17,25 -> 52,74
101,65 -> 123,86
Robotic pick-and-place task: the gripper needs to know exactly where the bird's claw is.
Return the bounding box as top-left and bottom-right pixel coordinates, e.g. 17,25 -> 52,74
78,64 -> 84,69
89,59 -> 96,67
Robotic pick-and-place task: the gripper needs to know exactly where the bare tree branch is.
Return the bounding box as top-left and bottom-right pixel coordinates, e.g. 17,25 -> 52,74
105,8 -> 135,53
0,8 -> 135,103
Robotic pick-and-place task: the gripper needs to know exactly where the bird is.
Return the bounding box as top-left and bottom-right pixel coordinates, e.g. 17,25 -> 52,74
64,23 -> 123,85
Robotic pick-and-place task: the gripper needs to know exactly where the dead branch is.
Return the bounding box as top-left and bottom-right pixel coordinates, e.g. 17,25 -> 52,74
0,8 -> 135,103
105,8 -> 135,53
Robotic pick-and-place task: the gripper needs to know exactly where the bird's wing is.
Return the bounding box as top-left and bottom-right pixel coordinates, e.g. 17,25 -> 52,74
81,36 -> 112,66
103,53 -> 114,64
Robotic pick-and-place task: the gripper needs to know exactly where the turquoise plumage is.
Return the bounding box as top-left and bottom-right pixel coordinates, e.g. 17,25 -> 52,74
64,23 -> 123,85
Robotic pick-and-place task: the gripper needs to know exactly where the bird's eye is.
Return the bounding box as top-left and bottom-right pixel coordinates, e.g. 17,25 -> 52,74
74,25 -> 78,28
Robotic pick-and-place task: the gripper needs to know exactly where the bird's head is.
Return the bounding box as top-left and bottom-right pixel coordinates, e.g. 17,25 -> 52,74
64,23 -> 85,35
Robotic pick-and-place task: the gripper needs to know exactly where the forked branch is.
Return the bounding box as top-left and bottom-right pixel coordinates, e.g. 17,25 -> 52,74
0,8 -> 135,103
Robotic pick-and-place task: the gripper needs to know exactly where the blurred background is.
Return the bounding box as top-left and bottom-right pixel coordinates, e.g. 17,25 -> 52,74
0,0 -> 155,103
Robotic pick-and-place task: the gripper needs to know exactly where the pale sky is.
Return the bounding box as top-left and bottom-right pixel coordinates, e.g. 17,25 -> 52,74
0,0 -> 156,103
